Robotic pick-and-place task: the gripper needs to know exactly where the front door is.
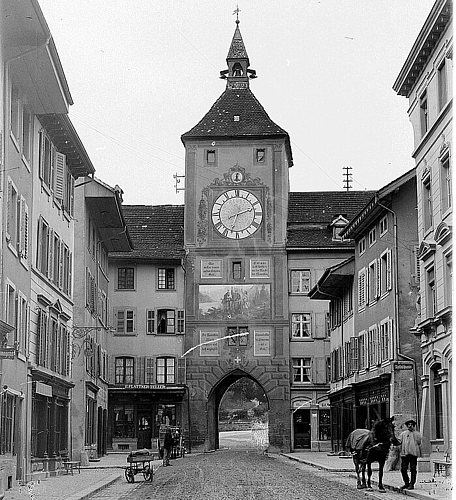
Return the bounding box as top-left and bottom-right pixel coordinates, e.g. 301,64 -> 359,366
137,413 -> 152,449
293,409 -> 311,449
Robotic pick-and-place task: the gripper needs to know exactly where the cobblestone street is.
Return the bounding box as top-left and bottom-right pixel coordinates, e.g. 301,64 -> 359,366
89,450 -> 405,500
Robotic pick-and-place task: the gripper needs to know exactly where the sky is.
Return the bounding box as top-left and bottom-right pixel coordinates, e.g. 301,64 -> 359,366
38,0 -> 436,206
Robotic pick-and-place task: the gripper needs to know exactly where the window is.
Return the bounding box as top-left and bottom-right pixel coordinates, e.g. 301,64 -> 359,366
1,393 -> 17,455
116,309 -> 135,334
368,227 -> 376,247
358,268 -> 367,310
227,326 -> 249,346
158,268 -> 175,290
319,410 -> 330,440
358,331 -> 367,370
426,266 -> 436,317
255,148 -> 265,163
206,150 -> 216,165
350,337 -> 359,373
36,308 -> 69,375
379,318 -> 391,362
38,131 -> 54,189
441,156 -> 451,213
6,178 -> 19,251
420,91 -> 428,136
292,358 -> 311,383
157,309 -> 175,334
145,358 -> 154,384
445,254 -> 452,307
22,107 -> 32,163
368,260 -> 379,304
18,293 -> 28,354
10,84 -> 20,141
146,310 -> 155,334
432,364 -> 443,439
156,357 -> 175,384
37,217 -> 50,276
118,268 -> 134,289
368,325 -> 379,367
423,177 -> 433,231
115,357 -> 134,384
358,237 -> 366,255
232,261 -> 242,280
5,283 -> 16,346
291,313 -> 311,338
290,270 -> 311,293
379,215 -> 388,236
113,405 -> 134,438
379,250 -> 392,296
438,59 -> 448,111
330,298 -> 341,329
18,196 -> 29,263
342,286 -> 353,318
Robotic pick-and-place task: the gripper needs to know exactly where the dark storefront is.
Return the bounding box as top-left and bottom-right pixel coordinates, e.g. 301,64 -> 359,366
108,385 -> 186,452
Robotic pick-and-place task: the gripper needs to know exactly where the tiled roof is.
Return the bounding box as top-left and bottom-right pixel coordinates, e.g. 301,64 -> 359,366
287,191 -> 375,249
109,205 -> 184,261
181,87 -> 289,140
288,191 -> 375,224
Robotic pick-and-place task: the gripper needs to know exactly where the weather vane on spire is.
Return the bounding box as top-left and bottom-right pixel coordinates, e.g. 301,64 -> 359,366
233,5 -> 241,25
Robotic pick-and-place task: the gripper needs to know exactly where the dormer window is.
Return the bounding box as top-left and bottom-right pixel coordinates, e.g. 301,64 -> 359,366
330,215 -> 349,241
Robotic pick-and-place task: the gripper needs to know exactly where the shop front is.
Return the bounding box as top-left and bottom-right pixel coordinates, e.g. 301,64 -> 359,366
108,385 -> 186,452
291,398 -> 331,452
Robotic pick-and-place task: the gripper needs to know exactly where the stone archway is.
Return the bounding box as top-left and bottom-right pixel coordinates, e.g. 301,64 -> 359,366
207,369 -> 269,451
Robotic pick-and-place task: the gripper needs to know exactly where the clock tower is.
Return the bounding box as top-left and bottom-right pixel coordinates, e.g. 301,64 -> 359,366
181,17 -> 293,452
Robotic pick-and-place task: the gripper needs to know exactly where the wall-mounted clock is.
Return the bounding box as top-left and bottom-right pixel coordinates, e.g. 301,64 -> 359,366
212,189 -> 263,239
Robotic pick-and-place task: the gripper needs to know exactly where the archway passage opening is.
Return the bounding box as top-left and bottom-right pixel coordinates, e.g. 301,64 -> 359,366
218,375 -> 269,450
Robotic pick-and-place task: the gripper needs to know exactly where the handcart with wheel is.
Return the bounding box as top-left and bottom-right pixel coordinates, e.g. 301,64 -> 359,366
124,449 -> 154,483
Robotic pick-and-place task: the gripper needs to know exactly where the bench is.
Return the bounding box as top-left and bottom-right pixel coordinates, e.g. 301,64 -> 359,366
62,460 -> 81,475
433,450 -> 452,477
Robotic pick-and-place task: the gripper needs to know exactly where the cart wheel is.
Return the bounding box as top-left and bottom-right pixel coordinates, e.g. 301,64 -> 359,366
143,465 -> 153,482
125,468 -> 135,483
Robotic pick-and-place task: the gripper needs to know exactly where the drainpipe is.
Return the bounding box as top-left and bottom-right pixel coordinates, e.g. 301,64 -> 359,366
376,200 -> 420,424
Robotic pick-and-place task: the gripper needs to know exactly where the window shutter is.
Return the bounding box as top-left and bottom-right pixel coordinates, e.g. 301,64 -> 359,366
6,179 -> 12,240
358,269 -> 366,308
22,200 -> 29,260
69,175 -> 75,216
136,357 -> 145,384
54,152 -> 65,201
50,145 -> 56,191
413,246 -> 421,287
388,319 -> 394,360
59,243 -> 64,290
177,357 -> 186,385
145,357 -> 154,384
315,357 -> 326,384
386,249 -> 392,290
108,355 -> 115,384
38,130 -> 45,180
313,313 -> 326,339
376,258 -> 381,298
68,252 -> 73,298
48,229 -> 54,283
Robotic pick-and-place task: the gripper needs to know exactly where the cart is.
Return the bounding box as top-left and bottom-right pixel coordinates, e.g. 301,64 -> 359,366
124,449 -> 154,483
158,425 -> 185,460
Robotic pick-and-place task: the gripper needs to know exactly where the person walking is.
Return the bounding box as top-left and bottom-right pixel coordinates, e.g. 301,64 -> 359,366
399,419 -> 422,490
163,429 -> 173,467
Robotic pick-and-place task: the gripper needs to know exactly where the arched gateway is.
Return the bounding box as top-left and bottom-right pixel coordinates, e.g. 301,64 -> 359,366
181,17 -> 292,453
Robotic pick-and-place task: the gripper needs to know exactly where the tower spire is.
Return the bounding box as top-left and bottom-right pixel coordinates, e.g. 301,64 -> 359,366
219,8 -> 257,87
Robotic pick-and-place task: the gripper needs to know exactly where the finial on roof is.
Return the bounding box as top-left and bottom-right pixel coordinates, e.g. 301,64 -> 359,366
233,5 -> 240,25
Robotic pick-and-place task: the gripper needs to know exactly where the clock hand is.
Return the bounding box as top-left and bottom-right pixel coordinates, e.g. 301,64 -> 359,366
227,206 -> 253,219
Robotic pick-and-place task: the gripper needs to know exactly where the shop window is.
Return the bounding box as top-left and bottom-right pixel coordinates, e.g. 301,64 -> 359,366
156,404 -> 176,428
290,270 -> 310,294
156,357 -> 175,384
319,410 -> 330,440
113,405 -> 134,438
292,358 -> 311,383
117,267 -> 134,290
432,364 -> 443,440
158,268 -> 175,290
291,313 -> 311,338
115,357 -> 134,384
157,309 -> 175,334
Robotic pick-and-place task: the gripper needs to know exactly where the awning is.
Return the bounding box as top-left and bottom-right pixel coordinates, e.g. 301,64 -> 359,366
308,257 -> 354,300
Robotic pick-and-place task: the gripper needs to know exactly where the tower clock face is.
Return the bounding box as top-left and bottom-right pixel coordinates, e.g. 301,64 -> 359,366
212,189 -> 263,239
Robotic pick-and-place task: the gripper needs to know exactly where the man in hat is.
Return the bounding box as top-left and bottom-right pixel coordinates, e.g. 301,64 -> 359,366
398,419 -> 422,490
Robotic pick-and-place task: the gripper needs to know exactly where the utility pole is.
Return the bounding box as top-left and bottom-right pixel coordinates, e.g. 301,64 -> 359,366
343,166 -> 352,191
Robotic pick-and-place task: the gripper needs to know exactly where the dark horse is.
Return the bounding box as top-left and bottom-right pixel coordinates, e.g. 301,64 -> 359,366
345,418 -> 399,492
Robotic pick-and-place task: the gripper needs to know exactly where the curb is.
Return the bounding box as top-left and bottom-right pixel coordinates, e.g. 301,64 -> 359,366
280,454 -> 434,500
64,474 -> 122,500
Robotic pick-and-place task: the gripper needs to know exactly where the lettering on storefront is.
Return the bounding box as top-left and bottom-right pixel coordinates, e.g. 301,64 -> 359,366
123,385 -> 185,390
201,259 -> 222,278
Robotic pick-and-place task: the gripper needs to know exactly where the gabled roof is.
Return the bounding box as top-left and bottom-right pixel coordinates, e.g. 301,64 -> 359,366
287,191 -> 375,249
109,205 -> 184,261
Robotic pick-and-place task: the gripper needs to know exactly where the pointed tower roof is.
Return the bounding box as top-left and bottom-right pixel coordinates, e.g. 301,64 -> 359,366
181,16 -> 293,165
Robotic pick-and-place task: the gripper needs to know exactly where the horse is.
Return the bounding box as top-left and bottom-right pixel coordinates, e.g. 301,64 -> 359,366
345,418 -> 398,492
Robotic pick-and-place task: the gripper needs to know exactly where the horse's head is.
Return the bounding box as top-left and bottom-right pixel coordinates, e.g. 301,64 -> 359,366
372,418 -> 399,446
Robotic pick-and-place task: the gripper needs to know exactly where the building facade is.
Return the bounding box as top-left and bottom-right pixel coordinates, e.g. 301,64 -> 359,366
181,20 -> 293,453
394,0 -> 452,468
107,205 -> 186,453
286,191 -> 374,451
311,170 -> 422,452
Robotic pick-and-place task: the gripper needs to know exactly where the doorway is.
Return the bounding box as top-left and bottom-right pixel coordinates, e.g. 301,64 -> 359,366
293,409 -> 310,449
137,413 -> 152,449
